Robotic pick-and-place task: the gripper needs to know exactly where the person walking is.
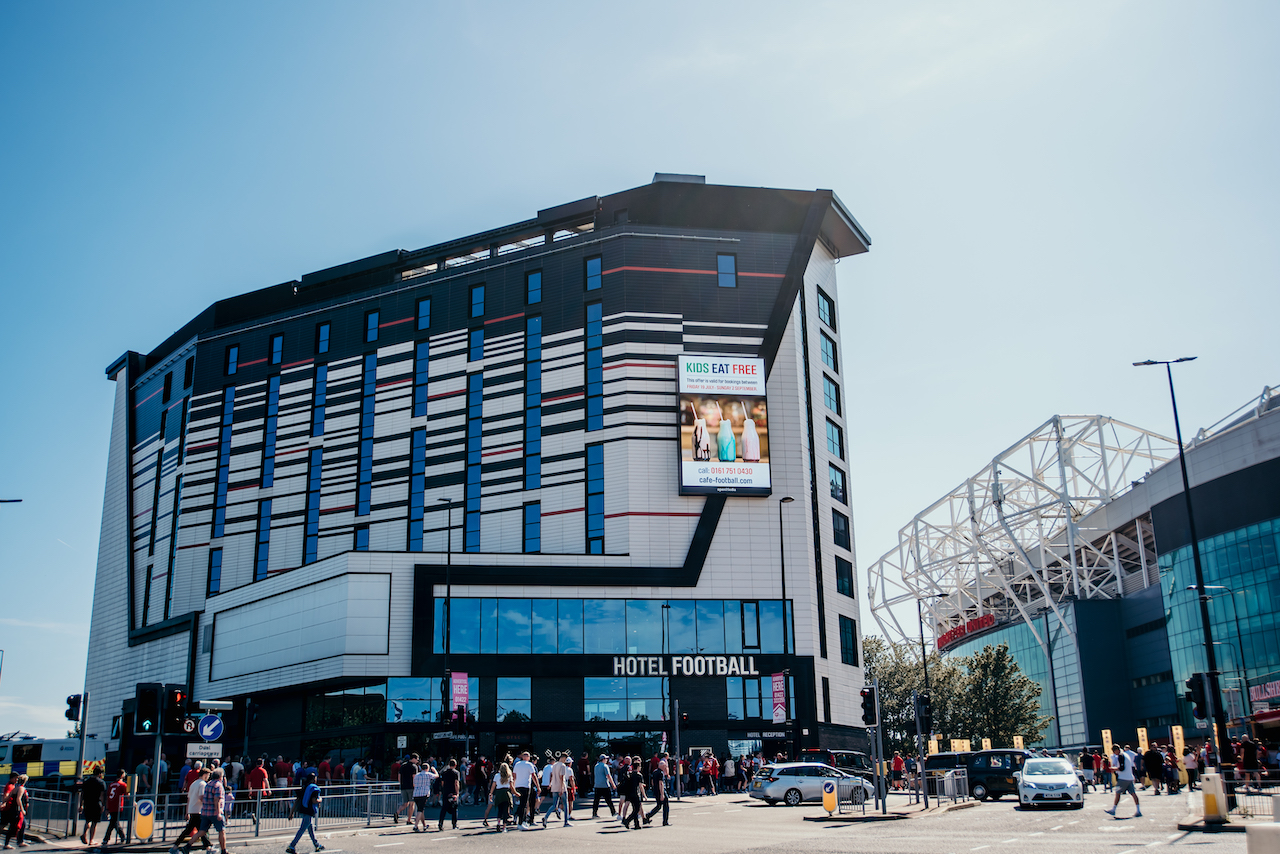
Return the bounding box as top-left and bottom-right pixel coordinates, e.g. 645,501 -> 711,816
488,763 -> 513,831
412,762 -> 435,833
645,759 -> 670,826
1240,735 -> 1262,791
437,760 -> 460,832
1143,745 -> 1164,795
81,767 -> 107,847
1104,744 -> 1142,819
1,774 -> 28,849
591,754 -> 616,819
135,758 -> 153,796
619,760 -> 647,830
285,773 -> 324,854
198,768 -> 229,854
542,754 -> 574,827
512,752 -> 536,829
394,754 -> 418,824
1183,747 -> 1199,790
245,759 -> 270,826
170,767 -> 211,854
103,770 -> 129,848
1079,750 -> 1095,792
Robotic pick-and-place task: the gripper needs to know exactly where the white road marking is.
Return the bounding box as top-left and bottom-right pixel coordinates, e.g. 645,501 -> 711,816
1146,843 -> 1164,848
970,846 -> 990,851
691,811 -> 711,814
1068,820 -> 1081,824
1001,839 -> 1019,844
724,809 -> 742,812
1167,833 -> 1181,839
1050,825 -> 1063,830
1028,831 -> 1044,836
374,844 -> 404,848
434,838 -> 457,841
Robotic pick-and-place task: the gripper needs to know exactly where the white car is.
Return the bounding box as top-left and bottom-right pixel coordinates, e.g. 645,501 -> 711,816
1017,757 -> 1084,809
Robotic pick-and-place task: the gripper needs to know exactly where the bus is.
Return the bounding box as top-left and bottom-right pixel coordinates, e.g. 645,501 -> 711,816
0,735 -> 106,790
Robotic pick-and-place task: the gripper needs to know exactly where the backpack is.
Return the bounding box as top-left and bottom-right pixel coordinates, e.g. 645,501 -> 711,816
1116,753 -> 1127,773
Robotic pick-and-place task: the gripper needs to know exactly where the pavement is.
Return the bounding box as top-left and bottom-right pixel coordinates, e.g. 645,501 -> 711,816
20,787 -> 1252,854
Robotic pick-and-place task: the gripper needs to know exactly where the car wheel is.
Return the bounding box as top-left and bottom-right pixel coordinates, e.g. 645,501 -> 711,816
764,798 -> 777,806
972,783 -> 988,801
1072,802 -> 1084,810
784,788 -> 803,807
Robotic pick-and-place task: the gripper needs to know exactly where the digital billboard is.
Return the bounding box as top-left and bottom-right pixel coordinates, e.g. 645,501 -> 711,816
677,354 -> 771,496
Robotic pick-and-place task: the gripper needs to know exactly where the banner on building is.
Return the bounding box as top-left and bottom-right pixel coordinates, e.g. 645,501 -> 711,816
451,672 -> 469,712
771,672 -> 787,724
677,355 -> 771,496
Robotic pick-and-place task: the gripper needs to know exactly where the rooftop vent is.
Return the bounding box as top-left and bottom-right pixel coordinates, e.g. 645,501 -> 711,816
652,173 -> 705,184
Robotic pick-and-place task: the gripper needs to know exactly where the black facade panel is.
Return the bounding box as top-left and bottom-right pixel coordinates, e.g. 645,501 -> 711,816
1150,455 -> 1280,553
1075,598 -> 1134,744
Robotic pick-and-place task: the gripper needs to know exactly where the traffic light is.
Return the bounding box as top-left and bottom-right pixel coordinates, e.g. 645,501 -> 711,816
134,683 -> 163,735
65,694 -> 82,722
680,711 -> 690,724
860,687 -> 877,726
1185,673 -> 1208,720
163,684 -> 189,735
917,693 -> 933,735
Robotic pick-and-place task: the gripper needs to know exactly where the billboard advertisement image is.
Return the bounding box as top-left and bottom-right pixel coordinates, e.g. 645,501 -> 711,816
677,354 -> 771,496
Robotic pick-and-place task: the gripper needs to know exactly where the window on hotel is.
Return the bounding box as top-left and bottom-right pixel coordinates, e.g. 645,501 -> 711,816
826,419 -> 844,459
417,297 -> 431,331
817,288 -> 836,330
207,548 -> 222,596
823,375 -> 841,414
717,254 -> 737,288
225,345 -> 239,376
839,615 -> 859,665
820,331 -> 838,373
829,464 -> 847,504
497,677 -> 531,722
832,509 -> 851,550
835,556 -> 854,598
316,322 -> 331,355
270,334 -> 283,366
585,256 -> 602,291
365,311 -> 379,344
526,270 -> 542,305
470,284 -> 485,318
183,357 -> 194,389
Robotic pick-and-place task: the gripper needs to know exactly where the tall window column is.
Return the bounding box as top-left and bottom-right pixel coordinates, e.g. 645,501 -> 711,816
585,302 -> 603,431
408,428 -> 426,551
303,449 -> 322,564
465,372 -> 483,552
357,353 -> 377,516
212,387 -> 235,538
525,316 -> 541,490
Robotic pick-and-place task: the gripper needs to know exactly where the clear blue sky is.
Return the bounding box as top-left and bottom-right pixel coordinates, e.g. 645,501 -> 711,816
2,1 -> 1276,737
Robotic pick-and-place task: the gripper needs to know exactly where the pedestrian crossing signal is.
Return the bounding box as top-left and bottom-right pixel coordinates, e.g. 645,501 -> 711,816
65,694 -> 82,722
860,687 -> 877,726
134,683 -> 163,735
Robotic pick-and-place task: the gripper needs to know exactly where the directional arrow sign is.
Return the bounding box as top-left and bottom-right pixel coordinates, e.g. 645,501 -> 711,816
198,714 -> 224,742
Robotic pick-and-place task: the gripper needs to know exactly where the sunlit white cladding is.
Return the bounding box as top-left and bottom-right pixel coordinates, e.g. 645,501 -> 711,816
868,415 -> 1178,651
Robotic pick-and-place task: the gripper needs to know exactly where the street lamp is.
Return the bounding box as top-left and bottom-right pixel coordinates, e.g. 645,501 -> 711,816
1190,585 -> 1251,717
915,593 -> 945,809
1135,356 -> 1232,766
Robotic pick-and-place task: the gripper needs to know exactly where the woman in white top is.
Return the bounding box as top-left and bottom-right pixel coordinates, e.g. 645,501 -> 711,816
488,763 -> 514,831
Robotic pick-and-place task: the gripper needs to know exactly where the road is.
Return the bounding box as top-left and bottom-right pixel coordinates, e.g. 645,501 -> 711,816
157,787 -> 1245,854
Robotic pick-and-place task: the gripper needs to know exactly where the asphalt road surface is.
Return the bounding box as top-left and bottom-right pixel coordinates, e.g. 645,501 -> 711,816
189,788 -> 1247,854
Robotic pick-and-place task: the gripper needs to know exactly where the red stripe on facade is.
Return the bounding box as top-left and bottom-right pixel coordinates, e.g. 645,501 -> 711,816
484,311 -> 527,326
542,392 -> 583,403
603,511 -> 702,519
238,358 -> 267,368
739,271 -> 785,278
603,361 -> 674,371
282,358 -> 315,369
602,265 -> 715,276
428,389 -> 466,400
186,441 -> 219,452
133,387 -> 162,408
376,378 -> 412,389
229,482 -> 260,491
541,506 -> 585,517
320,504 -> 356,515
379,316 -> 414,328
481,447 -> 521,458
275,446 -> 310,457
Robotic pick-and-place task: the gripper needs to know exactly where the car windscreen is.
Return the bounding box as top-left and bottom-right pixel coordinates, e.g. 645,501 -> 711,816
1023,760 -> 1074,776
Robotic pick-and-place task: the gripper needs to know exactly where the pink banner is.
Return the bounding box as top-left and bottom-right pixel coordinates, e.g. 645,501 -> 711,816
451,672 -> 469,712
771,672 -> 787,724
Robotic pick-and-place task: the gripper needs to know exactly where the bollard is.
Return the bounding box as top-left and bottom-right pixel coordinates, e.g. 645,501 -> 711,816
1246,823 -> 1280,854
1201,773 -> 1230,824
1273,795 -> 1280,821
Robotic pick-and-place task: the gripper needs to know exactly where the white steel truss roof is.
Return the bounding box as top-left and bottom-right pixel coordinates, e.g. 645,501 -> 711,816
868,415 -> 1178,650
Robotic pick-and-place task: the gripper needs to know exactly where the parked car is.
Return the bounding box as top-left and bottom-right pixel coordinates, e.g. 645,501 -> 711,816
799,748 -> 875,781
749,762 -> 874,806
1016,757 -> 1084,809
966,749 -> 1032,800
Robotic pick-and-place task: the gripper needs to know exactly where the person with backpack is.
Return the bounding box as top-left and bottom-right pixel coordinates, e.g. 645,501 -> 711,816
1104,744 -> 1142,819
286,773 -> 324,854
2,773 -> 29,849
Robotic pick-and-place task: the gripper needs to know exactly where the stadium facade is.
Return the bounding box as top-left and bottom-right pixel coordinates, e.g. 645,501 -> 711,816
85,175 -> 873,770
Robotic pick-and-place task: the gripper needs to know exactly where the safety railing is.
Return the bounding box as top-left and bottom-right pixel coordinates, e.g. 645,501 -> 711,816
1221,777 -> 1277,819
836,778 -> 868,814
925,768 -> 969,803
148,784 -> 405,841
23,787 -> 73,837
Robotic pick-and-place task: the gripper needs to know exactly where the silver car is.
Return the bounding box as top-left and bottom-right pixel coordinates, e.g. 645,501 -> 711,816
1016,757 -> 1084,809
749,761 -> 873,806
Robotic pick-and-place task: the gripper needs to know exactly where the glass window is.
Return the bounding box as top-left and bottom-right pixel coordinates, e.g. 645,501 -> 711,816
470,284 -> 485,318
585,302 -> 603,432
497,677 -> 531,723
417,298 -> 431,331
480,598 -> 498,654
823,375 -> 841,414
253,499 -> 272,582
696,600 -> 726,654
833,509 -> 851,550
183,357 -> 194,389
558,599 -> 584,654
829,464 -> 847,504
758,600 -> 785,653
724,600 -> 743,654
826,419 -> 844,459
817,288 -> 836,330
526,270 -> 542,304
225,345 -> 239,376
585,256 -> 602,291
820,331 -> 838,373
666,600 -> 696,654
207,548 -> 222,596
162,372 -> 173,404
717,254 -> 737,288
270,334 -> 283,365
448,598 -> 480,655
742,601 -> 760,649
524,502 -> 541,553
584,677 -> 625,721
531,598 -> 557,654
584,599 -> 625,654
354,524 -> 369,551
839,615 -> 858,665
365,310 -> 379,343
586,443 -> 604,553
836,556 -> 855,597
316,322 -> 331,355
498,599 -> 532,654
626,600 -> 662,654
469,328 -> 484,361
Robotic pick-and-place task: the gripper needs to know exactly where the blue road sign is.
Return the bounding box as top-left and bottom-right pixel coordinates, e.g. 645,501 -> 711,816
198,714 -> 223,742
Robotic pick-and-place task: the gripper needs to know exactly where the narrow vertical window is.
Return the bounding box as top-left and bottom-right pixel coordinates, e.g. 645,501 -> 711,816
586,443 -> 604,554
142,562 -> 154,626
822,677 -> 832,723
823,375 -> 841,414
469,328 -> 484,361
316,322 -> 331,355
357,353 -> 376,516
311,365 -> 328,437
162,372 -> 173,404
835,556 -> 854,598
464,372 -> 483,552
262,375 -> 281,488
817,288 -> 836,329
164,475 -> 182,620
207,548 -> 223,596
585,256 -> 601,291
820,331 -> 838,373
303,449 -> 323,564
526,270 -> 542,304
270,334 -> 283,365
147,411 -> 167,558
253,499 -> 272,581
412,341 -> 430,418
176,398 -> 189,463
826,419 -> 844,459
839,615 -> 858,665
417,297 -> 431,331
523,502 -> 541,553
829,463 -> 847,504
407,428 -> 426,551
742,601 -> 760,649
832,509 -> 851,550
585,302 -> 603,431
354,524 -> 370,552
365,310 -> 380,343
470,284 -> 485,318
225,345 -> 239,376
525,316 -> 542,490
717,254 -> 737,288
211,387 -> 235,538
183,357 -> 194,389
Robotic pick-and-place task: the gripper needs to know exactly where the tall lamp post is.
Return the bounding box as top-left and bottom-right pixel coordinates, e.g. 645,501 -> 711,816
1135,357 -> 1232,766
914,593 -> 945,808
778,496 -> 794,758
1188,585 -> 1251,719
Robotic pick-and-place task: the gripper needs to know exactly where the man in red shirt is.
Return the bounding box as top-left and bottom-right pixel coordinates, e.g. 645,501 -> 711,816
317,757 -> 331,785
245,758 -> 271,826
103,770 -> 129,846
183,761 -> 204,793
274,757 -> 292,788
333,759 -> 346,782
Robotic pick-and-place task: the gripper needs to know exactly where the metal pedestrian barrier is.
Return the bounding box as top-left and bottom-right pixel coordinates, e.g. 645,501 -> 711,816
925,769 -> 969,803
836,778 -> 868,814
24,788 -> 73,837
148,783 -> 405,841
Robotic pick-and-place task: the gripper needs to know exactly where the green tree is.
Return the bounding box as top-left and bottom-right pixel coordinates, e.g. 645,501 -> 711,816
960,642 -> 1053,747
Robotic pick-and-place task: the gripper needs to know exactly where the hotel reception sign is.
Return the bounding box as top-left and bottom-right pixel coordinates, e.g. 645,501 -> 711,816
678,355 -> 771,496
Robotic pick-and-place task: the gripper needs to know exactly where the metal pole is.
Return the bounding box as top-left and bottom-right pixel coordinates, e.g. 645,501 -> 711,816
1225,593 -> 1250,717
70,689 -> 89,835
875,677 -> 886,815
673,699 -> 682,800
915,601 -> 930,809
912,689 -> 926,808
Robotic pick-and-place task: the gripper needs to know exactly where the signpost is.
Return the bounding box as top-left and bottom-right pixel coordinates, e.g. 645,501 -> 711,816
133,798 -> 155,841
187,743 -> 223,759
198,714 -> 224,742
822,778 -> 836,814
